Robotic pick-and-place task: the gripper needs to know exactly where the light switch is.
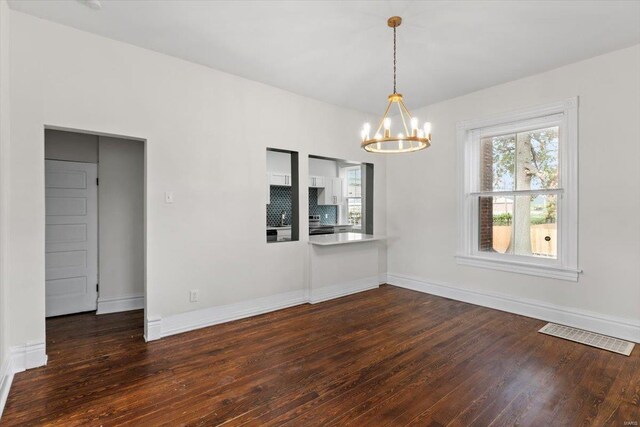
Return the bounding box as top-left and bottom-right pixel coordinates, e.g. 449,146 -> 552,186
165,191 -> 175,204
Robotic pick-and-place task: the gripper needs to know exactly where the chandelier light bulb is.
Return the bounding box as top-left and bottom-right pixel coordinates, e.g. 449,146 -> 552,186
363,122 -> 371,140
424,122 -> 432,136
383,117 -> 392,138
375,133 -> 382,140
410,117 -> 418,136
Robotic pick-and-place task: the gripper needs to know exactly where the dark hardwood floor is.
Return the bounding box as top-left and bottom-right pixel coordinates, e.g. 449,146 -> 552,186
2,285 -> 639,426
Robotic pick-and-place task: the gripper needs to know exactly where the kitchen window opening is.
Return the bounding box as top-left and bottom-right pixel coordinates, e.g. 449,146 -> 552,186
266,148 -> 299,243
308,155 -> 374,237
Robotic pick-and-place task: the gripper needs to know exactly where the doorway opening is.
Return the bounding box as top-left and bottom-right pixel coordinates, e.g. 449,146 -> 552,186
44,128 -> 145,338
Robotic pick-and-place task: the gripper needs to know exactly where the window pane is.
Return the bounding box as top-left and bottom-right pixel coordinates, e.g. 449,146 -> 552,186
513,194 -> 557,258
347,198 -> 361,226
515,127 -> 559,190
479,195 -> 557,258
480,134 -> 515,192
479,196 -> 514,254
347,168 -> 361,197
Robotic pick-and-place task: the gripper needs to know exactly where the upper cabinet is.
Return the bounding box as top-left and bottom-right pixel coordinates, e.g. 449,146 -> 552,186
309,175 -> 325,188
332,177 -> 344,204
269,172 -> 291,186
318,177 -> 344,205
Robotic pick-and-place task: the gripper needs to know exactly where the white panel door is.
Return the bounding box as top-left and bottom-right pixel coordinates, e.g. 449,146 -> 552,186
45,160 -> 98,317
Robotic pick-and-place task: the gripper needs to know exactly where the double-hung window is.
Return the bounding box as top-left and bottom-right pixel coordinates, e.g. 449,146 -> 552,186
456,98 -> 579,281
344,166 -> 362,229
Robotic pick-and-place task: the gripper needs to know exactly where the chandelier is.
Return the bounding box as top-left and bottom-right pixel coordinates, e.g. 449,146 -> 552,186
360,16 -> 431,153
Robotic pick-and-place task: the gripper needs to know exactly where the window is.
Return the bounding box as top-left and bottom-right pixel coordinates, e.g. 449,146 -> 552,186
345,166 -> 362,229
456,98 -> 579,281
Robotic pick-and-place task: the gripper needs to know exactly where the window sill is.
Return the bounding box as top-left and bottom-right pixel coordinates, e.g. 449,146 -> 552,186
455,255 -> 580,281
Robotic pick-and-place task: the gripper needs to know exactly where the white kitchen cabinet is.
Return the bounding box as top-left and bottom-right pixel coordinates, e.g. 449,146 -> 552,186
332,177 -> 344,204
309,175 -> 325,188
317,177 -> 344,205
269,172 -> 291,186
278,228 -> 292,241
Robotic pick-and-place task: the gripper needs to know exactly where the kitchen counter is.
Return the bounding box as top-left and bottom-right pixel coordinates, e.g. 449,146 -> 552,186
308,233 -> 385,246
266,226 -> 292,230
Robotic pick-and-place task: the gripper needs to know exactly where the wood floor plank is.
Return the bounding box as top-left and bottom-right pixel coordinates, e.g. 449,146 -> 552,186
356,317 -> 536,426
243,308 -> 493,426
124,291 -> 455,426
280,314 -> 516,426
1,285 -> 637,426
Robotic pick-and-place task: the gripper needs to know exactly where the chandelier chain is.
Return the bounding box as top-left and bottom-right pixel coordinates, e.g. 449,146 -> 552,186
393,26 -> 397,94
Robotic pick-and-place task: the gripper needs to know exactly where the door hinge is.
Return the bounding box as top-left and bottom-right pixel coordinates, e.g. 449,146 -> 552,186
96,177 -> 99,186
96,283 -> 99,292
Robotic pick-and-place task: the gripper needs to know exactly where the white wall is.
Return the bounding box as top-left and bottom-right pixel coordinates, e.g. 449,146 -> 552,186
98,136 -> 144,306
386,45 -> 640,335
0,0 -> 11,406
7,11 -> 386,348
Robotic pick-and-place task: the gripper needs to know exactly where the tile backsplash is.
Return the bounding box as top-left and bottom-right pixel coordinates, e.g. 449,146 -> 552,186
267,186 -> 292,226
266,186 -> 337,226
309,188 -> 337,224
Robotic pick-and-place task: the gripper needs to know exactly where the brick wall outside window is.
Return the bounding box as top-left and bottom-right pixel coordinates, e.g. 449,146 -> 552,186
478,141 -> 494,251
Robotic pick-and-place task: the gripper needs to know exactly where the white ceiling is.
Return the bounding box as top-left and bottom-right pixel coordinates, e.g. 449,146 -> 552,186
8,0 -> 640,114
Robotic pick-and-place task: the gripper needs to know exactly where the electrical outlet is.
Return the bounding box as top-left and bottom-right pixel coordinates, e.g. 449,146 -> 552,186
189,289 -> 199,303
165,191 -> 175,204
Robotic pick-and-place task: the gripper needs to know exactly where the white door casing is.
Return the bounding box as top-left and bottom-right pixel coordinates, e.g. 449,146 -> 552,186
45,160 -> 98,316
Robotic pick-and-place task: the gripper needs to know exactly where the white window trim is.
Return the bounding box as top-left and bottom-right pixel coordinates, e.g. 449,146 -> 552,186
456,97 -> 580,281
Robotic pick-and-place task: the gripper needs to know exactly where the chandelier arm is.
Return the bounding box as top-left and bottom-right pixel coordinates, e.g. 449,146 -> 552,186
397,101 -> 410,136
399,99 -> 413,119
374,99 -> 394,136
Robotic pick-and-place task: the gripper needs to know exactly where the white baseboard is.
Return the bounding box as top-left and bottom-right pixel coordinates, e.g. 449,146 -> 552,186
0,356 -> 13,419
309,276 -> 379,304
147,289 -> 308,341
10,342 -> 48,373
387,273 -> 640,343
144,317 -> 162,342
145,278 -> 382,342
1,342 -> 47,418
97,294 -> 144,315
